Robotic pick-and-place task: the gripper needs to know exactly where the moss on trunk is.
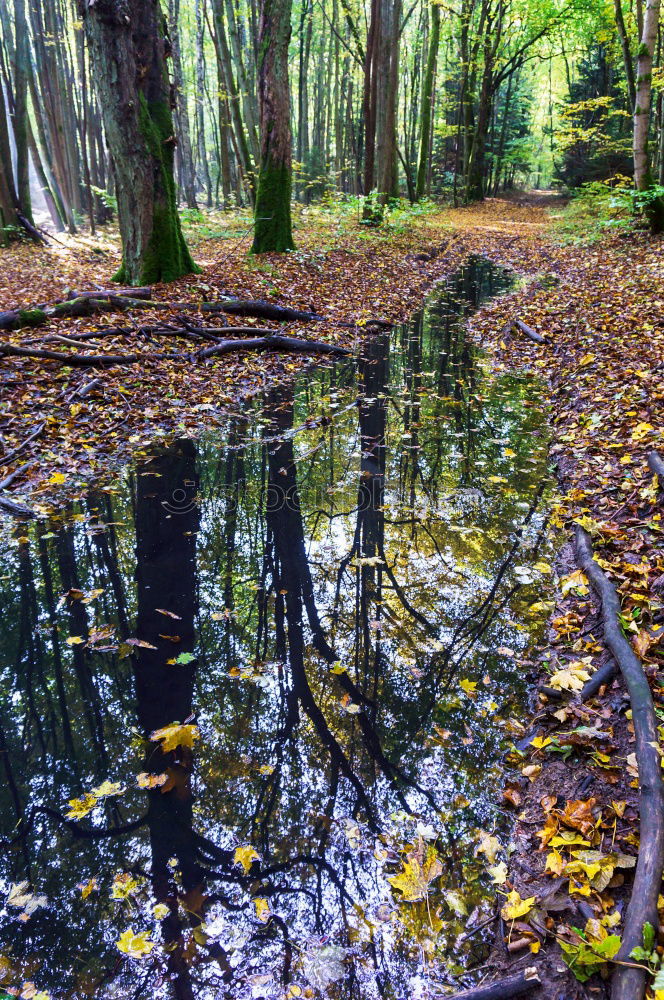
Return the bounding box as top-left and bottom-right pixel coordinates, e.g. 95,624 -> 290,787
114,96 -> 200,285
251,158 -> 294,253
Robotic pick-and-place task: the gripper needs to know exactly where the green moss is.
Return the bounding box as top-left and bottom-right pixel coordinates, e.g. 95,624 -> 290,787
251,158 -> 295,254
114,95 -> 200,286
637,42 -> 651,58
18,308 -> 46,327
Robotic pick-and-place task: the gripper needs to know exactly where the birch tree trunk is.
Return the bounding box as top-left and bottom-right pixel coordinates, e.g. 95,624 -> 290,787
251,0 -> 295,252
79,0 -> 198,284
633,0 -> 664,229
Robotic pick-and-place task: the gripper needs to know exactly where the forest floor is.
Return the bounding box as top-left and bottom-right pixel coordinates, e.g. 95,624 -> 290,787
1,196 -> 663,997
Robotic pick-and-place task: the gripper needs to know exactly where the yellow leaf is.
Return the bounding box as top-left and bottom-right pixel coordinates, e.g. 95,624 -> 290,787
137,772 -> 168,789
116,928 -> 155,959
91,780 -> 124,798
153,903 -> 170,920
459,678 -> 478,695
631,422 -> 654,441
149,723 -> 200,753
80,878 -> 97,899
234,846 -> 260,873
387,848 -> 443,902
253,897 -> 270,922
501,890 -> 536,921
111,873 -> 140,899
476,831 -> 501,864
488,861 -> 508,884
48,472 -> 66,485
66,636 -> 85,646
65,793 -> 97,820
545,849 -> 565,875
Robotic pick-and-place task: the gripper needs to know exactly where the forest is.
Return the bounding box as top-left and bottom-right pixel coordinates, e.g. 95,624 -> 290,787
0,0 -> 663,999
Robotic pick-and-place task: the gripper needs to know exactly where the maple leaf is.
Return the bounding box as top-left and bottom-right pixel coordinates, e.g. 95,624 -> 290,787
149,722 -> 200,752
65,793 -> 98,820
488,861 -> 508,884
387,848 -> 443,901
234,845 -> 260,872
459,677 -> 477,695
557,798 -> 598,837
111,873 -> 140,899
91,780 -> 124,798
549,661 -> 592,691
116,928 -> 155,959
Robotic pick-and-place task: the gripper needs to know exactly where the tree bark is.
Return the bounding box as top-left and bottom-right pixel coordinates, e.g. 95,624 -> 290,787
13,0 -> 32,221
79,0 -> 199,284
633,0 -> 664,230
614,0 -> 637,112
416,1 -> 440,200
169,0 -> 199,209
251,0 -> 295,251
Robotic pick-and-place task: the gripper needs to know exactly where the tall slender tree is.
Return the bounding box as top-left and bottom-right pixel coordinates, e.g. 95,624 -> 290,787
632,0 -> 663,229
78,0 -> 199,284
251,0 -> 295,252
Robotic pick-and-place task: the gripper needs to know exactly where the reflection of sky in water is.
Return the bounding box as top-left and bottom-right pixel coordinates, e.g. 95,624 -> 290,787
0,259 -> 556,1000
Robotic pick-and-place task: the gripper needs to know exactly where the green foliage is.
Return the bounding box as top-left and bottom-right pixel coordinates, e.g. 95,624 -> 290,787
555,46 -> 632,190
91,186 -> 117,214
559,926 -> 622,982
553,176 -> 635,244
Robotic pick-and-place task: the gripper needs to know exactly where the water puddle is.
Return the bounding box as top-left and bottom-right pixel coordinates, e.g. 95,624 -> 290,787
0,258 -> 556,1000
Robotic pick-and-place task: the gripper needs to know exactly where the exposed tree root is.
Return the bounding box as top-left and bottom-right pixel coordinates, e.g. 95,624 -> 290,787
0,333 -> 350,368
575,525 -> 664,1000
441,972 -> 540,1000
0,289 -> 390,331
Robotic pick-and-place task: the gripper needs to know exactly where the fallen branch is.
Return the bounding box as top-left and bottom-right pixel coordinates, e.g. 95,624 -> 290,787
514,319 -> 547,345
0,460 -> 37,519
197,335 -> 350,360
1,422 -> 46,467
575,525 -> 664,1000
648,451 -> 664,485
440,972 -> 540,1000
202,299 -> 324,322
0,342 -> 185,366
0,334 -> 349,368
63,287 -> 151,302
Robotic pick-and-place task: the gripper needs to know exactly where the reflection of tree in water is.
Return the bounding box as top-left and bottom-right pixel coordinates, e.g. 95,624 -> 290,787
0,259 -> 553,999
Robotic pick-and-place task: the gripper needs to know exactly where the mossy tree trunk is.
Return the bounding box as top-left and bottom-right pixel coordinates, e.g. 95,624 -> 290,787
633,0 -> 664,231
415,1 -> 440,201
78,0 -> 199,284
251,0 -> 296,252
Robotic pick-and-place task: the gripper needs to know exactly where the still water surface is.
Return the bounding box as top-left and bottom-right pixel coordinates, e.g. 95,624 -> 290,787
0,258 -> 555,1000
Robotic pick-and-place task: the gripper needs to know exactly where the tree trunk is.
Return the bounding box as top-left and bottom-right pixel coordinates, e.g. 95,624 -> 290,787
194,0 -> 213,208
614,0 -> 637,112
375,0 -> 403,205
169,0 -> 199,209
251,0 -> 295,252
416,1 -> 440,200
633,0 -> 664,230
79,0 -> 199,285
14,0 -> 31,221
